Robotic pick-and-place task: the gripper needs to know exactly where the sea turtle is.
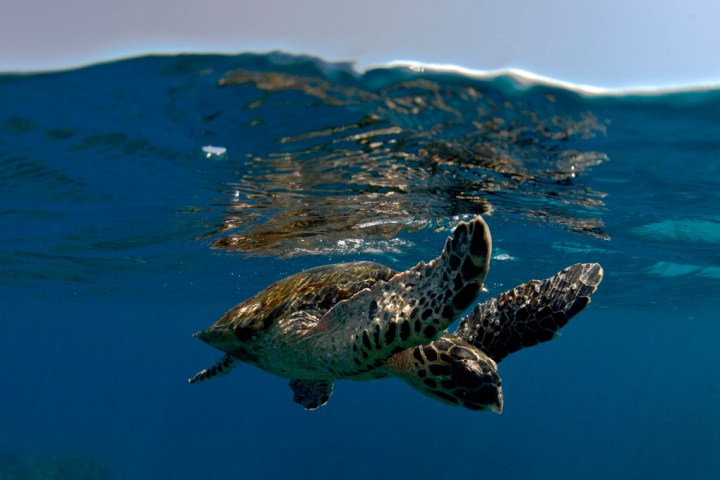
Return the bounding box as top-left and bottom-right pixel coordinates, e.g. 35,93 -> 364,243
190,217 -> 602,412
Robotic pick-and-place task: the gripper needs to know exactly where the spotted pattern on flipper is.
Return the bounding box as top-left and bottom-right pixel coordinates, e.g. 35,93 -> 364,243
302,217 -> 492,377
455,263 -> 603,362
386,332 -> 503,413
289,379 -> 334,410
188,353 -> 239,384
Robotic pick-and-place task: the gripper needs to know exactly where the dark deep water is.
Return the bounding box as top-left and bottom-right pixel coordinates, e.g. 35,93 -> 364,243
1,52 -> 719,479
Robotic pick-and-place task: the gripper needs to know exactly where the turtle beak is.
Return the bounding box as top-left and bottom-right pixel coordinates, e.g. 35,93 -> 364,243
488,388 -> 504,414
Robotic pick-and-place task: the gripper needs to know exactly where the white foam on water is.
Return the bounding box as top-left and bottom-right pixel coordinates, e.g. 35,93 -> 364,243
378,60 -> 720,97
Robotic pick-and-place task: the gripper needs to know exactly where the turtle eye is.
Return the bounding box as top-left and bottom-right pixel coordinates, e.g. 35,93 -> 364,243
234,326 -> 256,342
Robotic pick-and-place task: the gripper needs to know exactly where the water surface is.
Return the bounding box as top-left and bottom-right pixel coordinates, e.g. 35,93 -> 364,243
1,52 -> 718,479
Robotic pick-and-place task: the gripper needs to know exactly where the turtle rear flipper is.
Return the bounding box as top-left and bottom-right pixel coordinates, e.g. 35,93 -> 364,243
455,263 -> 603,362
302,217 -> 491,377
289,379 -> 334,410
387,333 -> 503,413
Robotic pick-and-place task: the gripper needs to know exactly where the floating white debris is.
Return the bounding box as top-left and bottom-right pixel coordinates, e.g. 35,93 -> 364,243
202,145 -> 227,159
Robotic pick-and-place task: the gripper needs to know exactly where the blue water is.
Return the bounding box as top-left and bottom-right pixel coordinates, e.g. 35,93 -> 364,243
1,52 -> 719,479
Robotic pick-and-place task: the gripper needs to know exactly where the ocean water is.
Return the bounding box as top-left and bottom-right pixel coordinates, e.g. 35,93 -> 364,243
1,52 -> 719,479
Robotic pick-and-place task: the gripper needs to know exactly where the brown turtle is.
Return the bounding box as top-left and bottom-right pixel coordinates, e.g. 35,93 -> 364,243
190,217 -> 602,411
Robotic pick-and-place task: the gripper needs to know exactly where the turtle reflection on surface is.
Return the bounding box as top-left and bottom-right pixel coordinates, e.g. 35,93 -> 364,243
197,64 -> 609,257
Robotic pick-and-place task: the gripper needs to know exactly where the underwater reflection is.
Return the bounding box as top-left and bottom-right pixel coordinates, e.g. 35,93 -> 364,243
202,66 -> 609,256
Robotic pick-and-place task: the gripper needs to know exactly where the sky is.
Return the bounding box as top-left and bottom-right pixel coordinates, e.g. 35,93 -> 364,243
1,0 -> 719,89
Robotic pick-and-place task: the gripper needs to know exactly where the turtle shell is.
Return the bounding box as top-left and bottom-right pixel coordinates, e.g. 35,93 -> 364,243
194,261 -> 396,357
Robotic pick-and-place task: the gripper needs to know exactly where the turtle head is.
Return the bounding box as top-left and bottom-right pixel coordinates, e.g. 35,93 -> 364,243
193,317 -> 265,363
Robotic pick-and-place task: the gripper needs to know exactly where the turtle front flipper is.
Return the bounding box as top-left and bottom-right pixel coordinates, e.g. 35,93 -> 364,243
386,333 -> 503,413
188,353 -> 239,384
300,217 -> 491,377
455,263 -> 603,362
289,379 -> 334,410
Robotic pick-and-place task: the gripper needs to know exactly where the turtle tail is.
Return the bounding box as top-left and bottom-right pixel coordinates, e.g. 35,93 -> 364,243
188,353 -> 239,384
454,263 -> 603,362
